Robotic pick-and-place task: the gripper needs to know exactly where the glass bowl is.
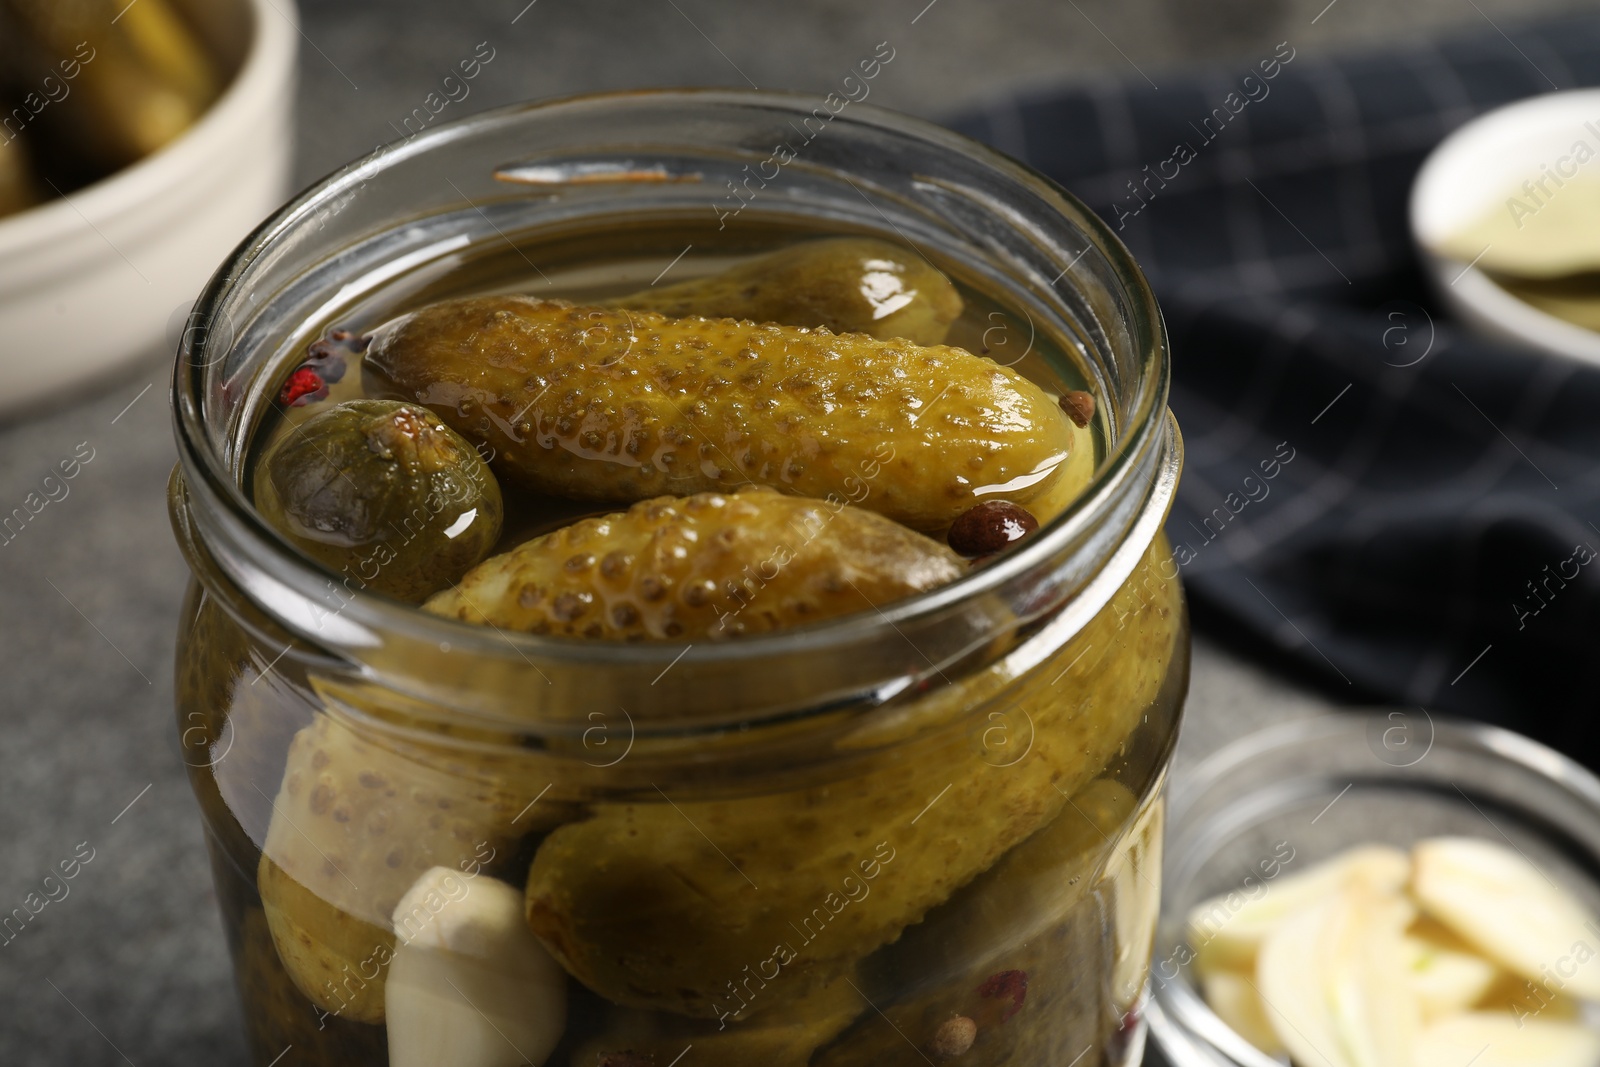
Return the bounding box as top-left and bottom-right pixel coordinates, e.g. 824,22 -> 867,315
1147,711 -> 1600,1067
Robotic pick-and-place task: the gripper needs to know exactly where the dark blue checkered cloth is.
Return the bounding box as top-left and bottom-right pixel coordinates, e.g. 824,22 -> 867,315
950,16 -> 1600,767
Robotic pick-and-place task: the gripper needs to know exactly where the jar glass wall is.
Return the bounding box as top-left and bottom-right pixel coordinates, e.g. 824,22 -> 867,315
169,90 -> 1187,1067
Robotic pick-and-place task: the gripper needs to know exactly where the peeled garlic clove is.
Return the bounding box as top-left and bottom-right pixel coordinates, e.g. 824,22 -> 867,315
1415,1012 -> 1600,1067
1257,889 -> 1418,1067
1327,893 -> 1418,1067
1403,926 -> 1500,1021
1106,794 -> 1164,1007
1188,845 -> 1409,972
386,867 -> 567,1067
1203,970 -> 1285,1057
1412,837 -> 1600,1003
1257,901 -> 1350,1067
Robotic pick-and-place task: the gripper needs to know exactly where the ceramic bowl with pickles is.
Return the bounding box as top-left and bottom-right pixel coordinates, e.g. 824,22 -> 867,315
0,0 -> 294,413
169,91 -> 1188,1066
1412,89 -> 1600,367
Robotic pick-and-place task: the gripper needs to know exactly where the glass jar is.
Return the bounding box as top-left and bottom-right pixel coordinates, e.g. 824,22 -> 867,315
169,89 -> 1186,1067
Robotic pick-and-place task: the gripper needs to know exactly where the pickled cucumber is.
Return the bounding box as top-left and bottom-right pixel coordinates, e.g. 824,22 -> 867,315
0,136 -> 37,218
255,399 -> 503,602
816,782 -> 1160,1066
3,0 -> 219,171
522,538 -> 1183,1019
607,238 -> 963,346
363,296 -> 1076,532
236,904 -> 386,1063
256,711 -> 560,1023
423,487 -> 964,639
570,974 -> 864,1067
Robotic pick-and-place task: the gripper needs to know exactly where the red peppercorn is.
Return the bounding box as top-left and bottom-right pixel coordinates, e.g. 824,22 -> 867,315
977,969 -> 1028,1022
279,366 -> 325,406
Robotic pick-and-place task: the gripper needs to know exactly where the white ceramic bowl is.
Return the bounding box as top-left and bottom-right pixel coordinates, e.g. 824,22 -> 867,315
0,0 -> 296,416
1411,89 -> 1600,368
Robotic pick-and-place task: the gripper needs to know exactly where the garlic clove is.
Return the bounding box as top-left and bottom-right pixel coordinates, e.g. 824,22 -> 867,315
1326,892 -> 1417,1067
385,867 -> 567,1067
1189,846 -> 1409,973
1402,923 -> 1500,1021
1256,899 -> 1351,1067
1203,970 -> 1285,1057
1256,887 -> 1418,1067
1412,837 -> 1600,1003
1414,1012 -> 1600,1067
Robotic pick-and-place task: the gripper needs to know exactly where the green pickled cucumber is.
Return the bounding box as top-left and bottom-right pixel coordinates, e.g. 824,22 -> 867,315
423,487 -> 964,640
256,711 -> 560,1023
0,135 -> 38,218
815,781 -> 1154,1066
364,296 -> 1076,532
522,537 -> 1183,1019
570,974 -> 865,1067
607,238 -> 963,346
4,0 -> 219,170
255,399 -> 503,603
236,905 -> 386,1064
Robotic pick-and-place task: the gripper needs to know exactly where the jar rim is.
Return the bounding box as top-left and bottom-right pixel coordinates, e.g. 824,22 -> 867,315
170,88 -> 1176,720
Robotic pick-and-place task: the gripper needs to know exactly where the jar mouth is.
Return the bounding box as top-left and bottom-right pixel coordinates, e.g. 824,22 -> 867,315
171,88 -> 1175,723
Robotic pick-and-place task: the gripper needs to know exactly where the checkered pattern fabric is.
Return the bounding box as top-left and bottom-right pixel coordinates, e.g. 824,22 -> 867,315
949,15 -> 1600,766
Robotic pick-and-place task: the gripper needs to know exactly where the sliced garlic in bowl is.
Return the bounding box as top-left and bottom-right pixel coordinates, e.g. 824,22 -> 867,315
1186,845 -> 1409,974
1413,836 -> 1600,1003
1149,713 -> 1600,1067
1189,838 -> 1600,1067
1415,1012 -> 1600,1067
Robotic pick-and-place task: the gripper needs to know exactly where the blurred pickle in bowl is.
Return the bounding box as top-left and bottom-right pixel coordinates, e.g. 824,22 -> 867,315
0,134 -> 38,216
0,0 -> 219,218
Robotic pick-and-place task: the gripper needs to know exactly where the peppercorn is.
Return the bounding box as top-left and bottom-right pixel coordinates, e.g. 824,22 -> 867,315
1059,389 -> 1095,428
928,1015 -> 978,1059
947,501 -> 1038,558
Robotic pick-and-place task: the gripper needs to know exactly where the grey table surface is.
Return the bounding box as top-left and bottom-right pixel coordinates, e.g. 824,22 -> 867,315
0,0 -> 1586,1063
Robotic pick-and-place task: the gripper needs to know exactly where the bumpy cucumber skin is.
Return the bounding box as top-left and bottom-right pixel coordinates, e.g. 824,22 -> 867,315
607,237 -> 963,346
521,536 -> 1183,1020
256,713 -> 555,1022
423,487 -> 963,640
255,399 -> 503,603
364,295 -> 1074,532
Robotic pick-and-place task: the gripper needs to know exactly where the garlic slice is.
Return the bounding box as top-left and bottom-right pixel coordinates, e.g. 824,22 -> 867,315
1403,924 -> 1500,1021
1188,846 -> 1409,973
1256,888 -> 1418,1067
1203,970 -> 1285,1057
1415,1012 -> 1600,1067
385,867 -> 567,1067
1412,837 -> 1600,1002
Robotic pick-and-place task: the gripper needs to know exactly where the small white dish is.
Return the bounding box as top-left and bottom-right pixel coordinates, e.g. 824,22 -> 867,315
0,0 -> 297,417
1410,89 -> 1600,368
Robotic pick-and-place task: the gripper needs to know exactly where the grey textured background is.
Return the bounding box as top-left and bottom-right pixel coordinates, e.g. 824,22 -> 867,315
0,0 -> 1588,1063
